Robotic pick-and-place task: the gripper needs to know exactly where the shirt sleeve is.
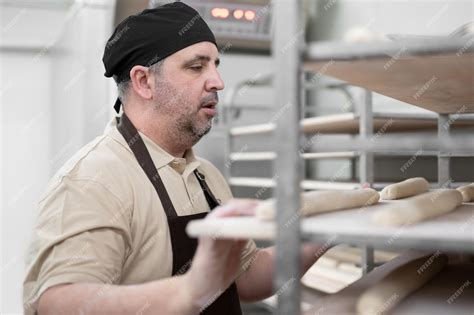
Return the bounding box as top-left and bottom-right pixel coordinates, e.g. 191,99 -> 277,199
23,176 -> 132,314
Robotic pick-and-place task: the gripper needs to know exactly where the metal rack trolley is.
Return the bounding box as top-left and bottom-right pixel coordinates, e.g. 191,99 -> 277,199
189,1 -> 474,314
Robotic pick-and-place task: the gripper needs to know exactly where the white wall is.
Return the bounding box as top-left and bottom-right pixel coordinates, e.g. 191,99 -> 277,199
1,1 -> 115,313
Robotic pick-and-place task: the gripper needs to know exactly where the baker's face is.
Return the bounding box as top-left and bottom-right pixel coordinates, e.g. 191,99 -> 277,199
151,42 -> 224,144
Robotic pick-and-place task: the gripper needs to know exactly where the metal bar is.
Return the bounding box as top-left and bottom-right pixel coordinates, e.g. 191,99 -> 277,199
229,177 -> 407,191
273,1 -> 302,313
229,151 -> 358,161
229,152 -> 277,161
227,149 -> 472,161
361,246 -> 375,275
302,151 -> 358,159
223,127 -> 233,181
359,89 -> 374,186
438,114 -> 451,187
358,89 -> 375,274
229,177 -> 363,190
230,123 -> 275,136
292,136 -> 474,152
301,180 -> 360,191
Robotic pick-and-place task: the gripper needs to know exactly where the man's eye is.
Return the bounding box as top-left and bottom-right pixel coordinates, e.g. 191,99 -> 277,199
189,65 -> 203,71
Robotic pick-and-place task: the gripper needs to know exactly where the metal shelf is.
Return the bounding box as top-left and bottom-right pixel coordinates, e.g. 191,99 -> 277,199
229,112 -> 474,136
229,151 -> 357,161
228,150 -> 474,162
228,177 -> 364,190
187,202 -> 474,254
229,177 -> 473,191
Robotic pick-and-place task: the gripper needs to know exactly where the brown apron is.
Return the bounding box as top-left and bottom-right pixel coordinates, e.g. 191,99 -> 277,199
117,114 -> 242,314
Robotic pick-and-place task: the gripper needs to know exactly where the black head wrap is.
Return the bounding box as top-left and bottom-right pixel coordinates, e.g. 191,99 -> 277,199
102,2 -> 217,113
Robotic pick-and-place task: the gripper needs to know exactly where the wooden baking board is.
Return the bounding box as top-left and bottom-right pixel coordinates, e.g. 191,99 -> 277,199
186,202 -> 474,253
304,52 -> 474,114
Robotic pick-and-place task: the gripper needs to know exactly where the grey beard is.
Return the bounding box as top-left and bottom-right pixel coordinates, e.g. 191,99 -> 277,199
176,115 -> 214,145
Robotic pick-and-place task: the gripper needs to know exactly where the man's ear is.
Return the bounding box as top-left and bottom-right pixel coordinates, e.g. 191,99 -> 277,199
129,65 -> 153,100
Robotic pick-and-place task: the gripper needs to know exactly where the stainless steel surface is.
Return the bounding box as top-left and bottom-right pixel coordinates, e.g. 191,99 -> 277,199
273,1 -> 301,314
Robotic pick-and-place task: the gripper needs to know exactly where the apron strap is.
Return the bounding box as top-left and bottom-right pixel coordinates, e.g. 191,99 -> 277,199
117,114 -> 178,218
194,169 -> 221,209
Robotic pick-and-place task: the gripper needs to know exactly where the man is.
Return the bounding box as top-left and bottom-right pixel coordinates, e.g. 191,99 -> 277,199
23,3 -> 325,314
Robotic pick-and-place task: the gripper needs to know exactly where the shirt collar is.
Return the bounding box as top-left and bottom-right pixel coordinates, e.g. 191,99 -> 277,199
105,117 -> 201,174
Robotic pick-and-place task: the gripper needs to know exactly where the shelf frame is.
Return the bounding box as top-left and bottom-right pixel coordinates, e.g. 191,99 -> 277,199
272,1 -> 303,314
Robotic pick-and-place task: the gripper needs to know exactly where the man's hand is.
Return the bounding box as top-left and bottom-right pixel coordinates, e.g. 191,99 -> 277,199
184,199 -> 258,310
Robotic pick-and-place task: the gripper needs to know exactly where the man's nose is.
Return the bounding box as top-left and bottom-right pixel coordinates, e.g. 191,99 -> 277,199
205,68 -> 225,91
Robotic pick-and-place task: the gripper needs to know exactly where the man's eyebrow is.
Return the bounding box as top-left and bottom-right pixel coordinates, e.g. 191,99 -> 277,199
184,55 -> 220,66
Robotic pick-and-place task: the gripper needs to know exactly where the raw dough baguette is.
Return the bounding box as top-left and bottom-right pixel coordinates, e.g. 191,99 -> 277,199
380,177 -> 429,200
373,189 -> 463,226
256,189 -> 380,220
356,252 -> 448,315
456,183 -> 474,202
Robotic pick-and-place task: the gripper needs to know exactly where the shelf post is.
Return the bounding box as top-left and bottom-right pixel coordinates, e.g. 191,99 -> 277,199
359,89 -> 374,186
273,1 -> 303,314
438,114 -> 451,187
358,89 -> 375,274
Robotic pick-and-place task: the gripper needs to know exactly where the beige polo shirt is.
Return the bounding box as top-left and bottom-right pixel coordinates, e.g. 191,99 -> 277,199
23,117 -> 258,314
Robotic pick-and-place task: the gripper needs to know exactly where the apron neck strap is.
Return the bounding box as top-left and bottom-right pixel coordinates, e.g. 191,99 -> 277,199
117,113 -> 178,218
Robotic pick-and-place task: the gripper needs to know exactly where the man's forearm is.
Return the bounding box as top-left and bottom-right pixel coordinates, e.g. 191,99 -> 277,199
236,243 -> 330,302
38,273 -> 199,315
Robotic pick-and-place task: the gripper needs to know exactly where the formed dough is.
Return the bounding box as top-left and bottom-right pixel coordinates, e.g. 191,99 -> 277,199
456,183 -> 474,203
356,252 -> 448,315
380,177 -> 429,200
256,189 -> 380,220
373,189 -> 463,226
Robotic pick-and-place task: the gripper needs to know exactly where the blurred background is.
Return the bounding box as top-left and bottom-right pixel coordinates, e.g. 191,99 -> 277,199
1,0 -> 473,313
